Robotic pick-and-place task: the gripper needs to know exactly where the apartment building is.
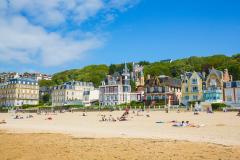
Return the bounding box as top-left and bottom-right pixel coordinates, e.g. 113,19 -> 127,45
0,78 -> 39,107
51,81 -> 97,106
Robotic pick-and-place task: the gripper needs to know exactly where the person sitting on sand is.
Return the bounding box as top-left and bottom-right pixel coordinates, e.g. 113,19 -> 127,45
82,112 -> 87,116
118,110 -> 129,121
14,115 -> 19,119
26,114 -> 33,118
237,111 -> 240,116
194,111 -> 199,115
165,107 -> 169,113
100,115 -> 107,121
108,115 -> 112,121
207,107 -> 213,113
118,115 -> 127,121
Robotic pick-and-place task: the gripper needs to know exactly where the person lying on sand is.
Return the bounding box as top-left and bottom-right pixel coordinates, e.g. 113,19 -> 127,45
172,121 -> 185,127
14,115 -> 24,119
0,120 -> 6,124
172,121 -> 205,128
194,111 -> 199,115
45,117 -> 52,120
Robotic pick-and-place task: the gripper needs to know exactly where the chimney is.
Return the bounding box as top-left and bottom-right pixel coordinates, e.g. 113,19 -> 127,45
223,69 -> 230,82
147,74 -> 151,80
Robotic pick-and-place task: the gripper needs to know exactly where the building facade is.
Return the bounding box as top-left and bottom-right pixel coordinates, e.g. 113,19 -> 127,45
223,81 -> 240,107
131,63 -> 145,92
99,63 -> 142,106
51,81 -> 96,106
0,72 -> 52,83
144,75 -> 182,106
181,72 -> 203,105
0,72 -> 19,83
203,68 -> 232,103
0,78 -> 39,107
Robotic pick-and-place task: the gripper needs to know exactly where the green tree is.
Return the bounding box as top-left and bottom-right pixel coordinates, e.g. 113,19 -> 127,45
109,64 -> 117,75
42,93 -> 51,103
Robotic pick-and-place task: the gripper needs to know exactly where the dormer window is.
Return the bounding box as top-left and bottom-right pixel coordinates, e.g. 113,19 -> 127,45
192,79 -> 197,84
210,79 -> 217,87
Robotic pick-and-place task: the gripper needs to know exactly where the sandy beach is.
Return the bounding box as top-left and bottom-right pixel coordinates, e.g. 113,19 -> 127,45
0,131 -> 240,160
1,110 -> 240,159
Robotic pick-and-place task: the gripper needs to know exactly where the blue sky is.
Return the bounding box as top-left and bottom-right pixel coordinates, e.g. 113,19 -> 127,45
0,0 -> 240,74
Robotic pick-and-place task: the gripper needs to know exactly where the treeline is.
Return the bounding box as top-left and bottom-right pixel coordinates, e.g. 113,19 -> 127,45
39,54 -> 240,87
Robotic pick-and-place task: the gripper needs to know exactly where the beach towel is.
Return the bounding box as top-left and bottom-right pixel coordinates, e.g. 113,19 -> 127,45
156,121 -> 164,123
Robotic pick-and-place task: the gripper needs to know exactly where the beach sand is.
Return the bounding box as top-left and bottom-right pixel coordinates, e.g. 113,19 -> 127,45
0,131 -> 240,160
0,111 -> 240,159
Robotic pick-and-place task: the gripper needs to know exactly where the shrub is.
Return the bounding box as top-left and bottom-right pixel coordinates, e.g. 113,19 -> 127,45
211,103 -> 227,111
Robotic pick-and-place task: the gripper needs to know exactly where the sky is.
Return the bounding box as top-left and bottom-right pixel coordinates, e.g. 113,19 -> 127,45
0,0 -> 240,74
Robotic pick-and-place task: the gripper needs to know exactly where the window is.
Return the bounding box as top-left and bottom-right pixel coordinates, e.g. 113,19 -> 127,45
226,82 -> 231,88
236,81 -> 240,87
192,86 -> 198,92
154,86 -> 158,93
150,87 -> 154,93
227,97 -> 232,102
192,78 -> 197,84
210,79 -> 217,86
154,96 -> 159,101
193,95 -> 198,100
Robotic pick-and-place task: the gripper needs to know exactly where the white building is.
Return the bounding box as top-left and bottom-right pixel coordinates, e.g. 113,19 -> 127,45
99,63 -> 142,106
51,81 -> 98,107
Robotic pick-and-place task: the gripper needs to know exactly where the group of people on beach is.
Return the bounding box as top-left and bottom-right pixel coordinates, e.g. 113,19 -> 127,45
100,114 -> 117,122
99,107 -> 151,122
171,120 -> 204,128
14,114 -> 34,119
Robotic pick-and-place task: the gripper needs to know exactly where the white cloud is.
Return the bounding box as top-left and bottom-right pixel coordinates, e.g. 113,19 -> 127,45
0,0 -> 139,67
107,0 -> 140,11
0,16 -> 102,66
